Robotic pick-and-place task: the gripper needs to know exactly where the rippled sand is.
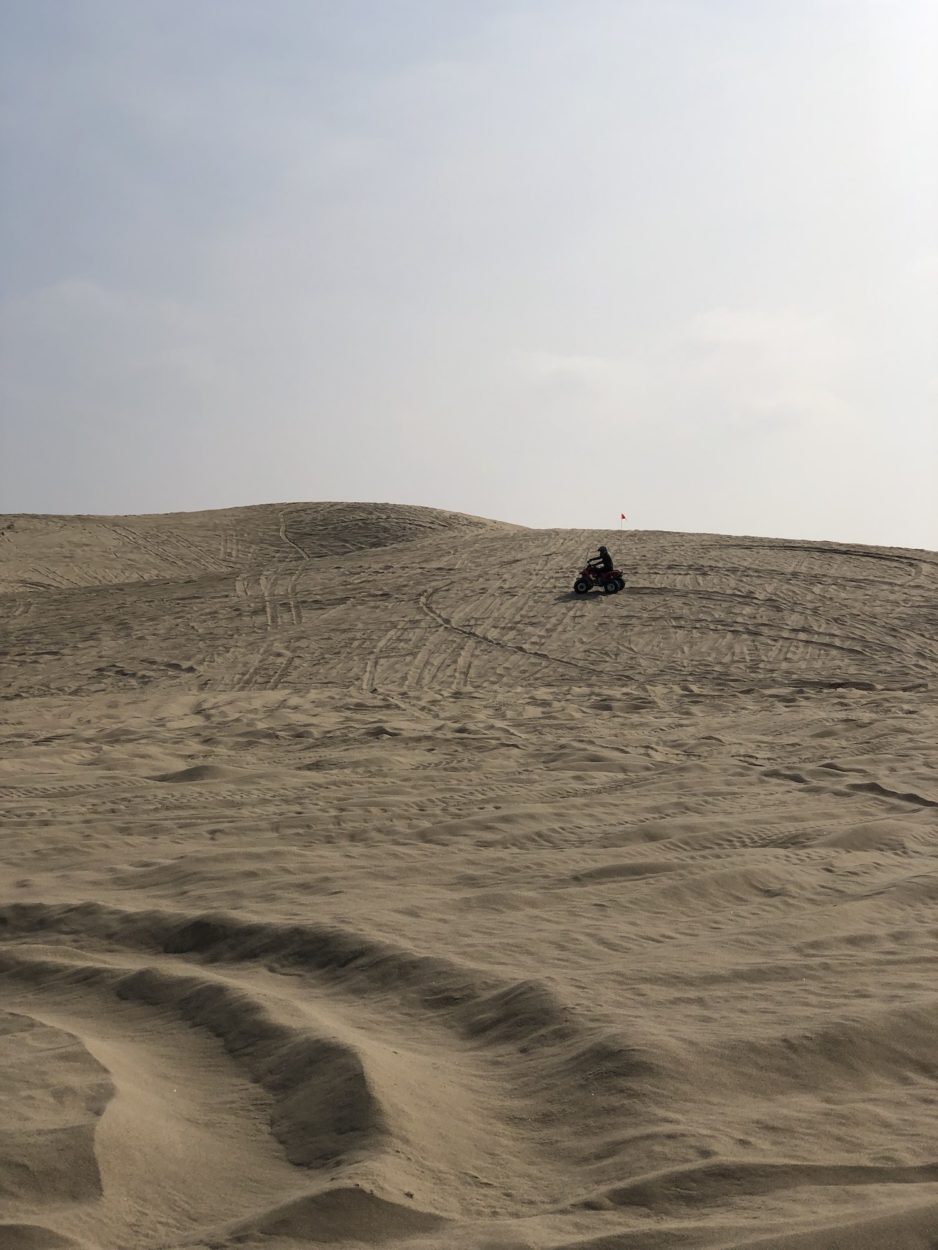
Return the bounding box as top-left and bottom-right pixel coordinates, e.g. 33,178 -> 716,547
2,503 -> 937,1250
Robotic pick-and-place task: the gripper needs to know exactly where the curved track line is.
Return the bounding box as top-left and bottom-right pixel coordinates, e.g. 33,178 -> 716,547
418,585 -> 602,678
361,625 -> 400,693
278,511 -> 310,562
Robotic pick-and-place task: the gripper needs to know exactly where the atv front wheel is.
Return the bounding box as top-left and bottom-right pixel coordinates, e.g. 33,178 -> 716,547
573,579 -> 591,594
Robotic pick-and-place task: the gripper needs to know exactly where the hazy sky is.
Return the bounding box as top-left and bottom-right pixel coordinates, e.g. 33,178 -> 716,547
2,1 -> 936,547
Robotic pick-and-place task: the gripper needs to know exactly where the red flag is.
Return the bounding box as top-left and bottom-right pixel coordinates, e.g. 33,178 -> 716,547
619,513 -> 626,520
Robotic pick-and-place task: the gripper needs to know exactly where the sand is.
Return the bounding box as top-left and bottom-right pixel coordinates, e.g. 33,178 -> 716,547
1,501 -> 936,1250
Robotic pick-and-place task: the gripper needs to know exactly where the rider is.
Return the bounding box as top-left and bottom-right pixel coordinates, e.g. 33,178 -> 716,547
588,545 -> 615,575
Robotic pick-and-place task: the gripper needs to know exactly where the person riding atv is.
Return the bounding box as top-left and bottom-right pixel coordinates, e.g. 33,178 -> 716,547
573,546 -> 624,594
587,545 -> 615,574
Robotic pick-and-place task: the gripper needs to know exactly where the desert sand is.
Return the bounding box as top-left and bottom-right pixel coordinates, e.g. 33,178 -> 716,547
1,501 -> 937,1250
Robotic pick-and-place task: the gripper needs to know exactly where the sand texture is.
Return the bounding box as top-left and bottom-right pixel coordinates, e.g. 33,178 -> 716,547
1,501 -> 937,1250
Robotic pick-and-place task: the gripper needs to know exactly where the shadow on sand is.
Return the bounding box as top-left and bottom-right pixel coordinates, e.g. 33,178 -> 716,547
555,590 -> 625,603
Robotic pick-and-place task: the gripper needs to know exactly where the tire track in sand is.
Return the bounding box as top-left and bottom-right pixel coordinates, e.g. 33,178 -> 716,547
223,514 -> 310,690
419,584 -> 604,681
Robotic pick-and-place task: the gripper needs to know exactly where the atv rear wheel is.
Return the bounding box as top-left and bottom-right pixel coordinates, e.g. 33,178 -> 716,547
603,579 -> 619,594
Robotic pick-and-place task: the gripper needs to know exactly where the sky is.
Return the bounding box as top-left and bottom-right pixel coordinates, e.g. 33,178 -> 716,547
1,0 -> 936,548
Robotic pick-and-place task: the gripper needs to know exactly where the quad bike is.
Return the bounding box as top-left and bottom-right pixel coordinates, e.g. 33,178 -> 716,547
573,561 -> 625,595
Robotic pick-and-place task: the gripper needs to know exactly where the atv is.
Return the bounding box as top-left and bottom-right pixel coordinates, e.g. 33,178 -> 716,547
573,561 -> 625,595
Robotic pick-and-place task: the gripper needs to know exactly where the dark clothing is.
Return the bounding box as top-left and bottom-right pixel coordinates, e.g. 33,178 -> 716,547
590,547 -> 614,573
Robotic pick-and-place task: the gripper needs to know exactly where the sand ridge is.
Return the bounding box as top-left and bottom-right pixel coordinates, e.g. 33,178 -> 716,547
1,502 -> 937,1249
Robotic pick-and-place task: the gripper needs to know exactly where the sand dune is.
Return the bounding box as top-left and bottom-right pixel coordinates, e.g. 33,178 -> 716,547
1,503 -> 937,1249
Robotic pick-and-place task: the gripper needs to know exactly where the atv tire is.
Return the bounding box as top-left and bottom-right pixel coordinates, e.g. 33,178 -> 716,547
573,579 -> 591,594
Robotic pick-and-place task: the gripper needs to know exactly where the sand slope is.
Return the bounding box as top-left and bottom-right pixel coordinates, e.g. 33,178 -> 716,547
1,503 -> 937,1250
